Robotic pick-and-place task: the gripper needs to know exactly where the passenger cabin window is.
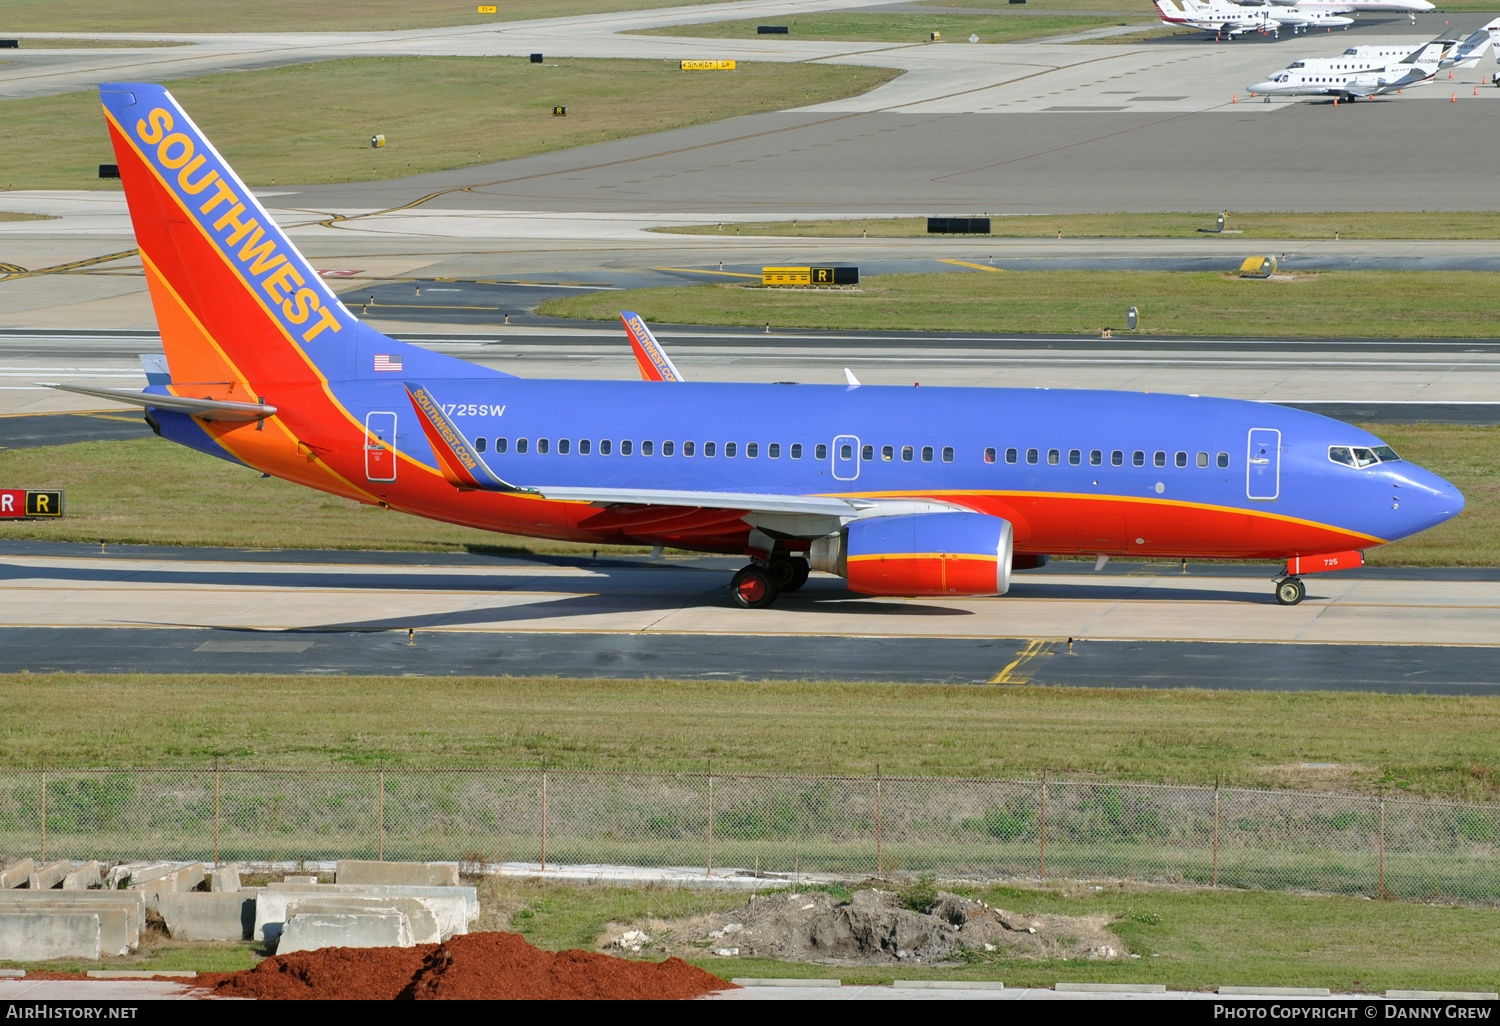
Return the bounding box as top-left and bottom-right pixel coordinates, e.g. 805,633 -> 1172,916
1026,448 -> 1038,465
1196,451 -> 1207,467
790,443 -> 801,459
1154,451 -> 1166,467
903,446 -> 915,462
1047,449 -> 1060,465
621,440 -> 633,456
1090,450 -> 1102,466
476,437 -> 487,453
1216,452 -> 1229,468
600,439 -> 611,455
703,441 -> 715,457
886,445 -> 897,462
814,444 -> 827,460
662,440 -> 674,456
862,444 -> 874,461
725,442 -> 736,458
642,440 -> 654,456
1005,448 -> 1018,464
1069,449 -> 1081,466
517,438 -> 529,454
922,446 -> 935,462
579,439 -> 591,455
496,438 -> 508,454
942,447 -> 954,463
984,447 -> 996,464
1111,450 -> 1123,466
747,443 -> 758,458
558,439 -> 570,455
1175,451 -> 1187,468
683,441 -> 695,456
768,443 -> 780,458
840,444 -> 852,460
538,439 -> 549,454
1133,450 -> 1145,466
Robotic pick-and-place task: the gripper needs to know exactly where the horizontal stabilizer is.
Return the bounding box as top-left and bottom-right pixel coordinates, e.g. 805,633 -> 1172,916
39,382 -> 274,422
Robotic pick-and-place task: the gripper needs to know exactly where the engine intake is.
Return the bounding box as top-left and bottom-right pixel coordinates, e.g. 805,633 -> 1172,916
812,511 -> 1014,597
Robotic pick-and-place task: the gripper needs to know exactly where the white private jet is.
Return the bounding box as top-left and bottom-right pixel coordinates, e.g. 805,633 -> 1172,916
1252,0 -> 1435,24
1231,1 -> 1354,33
1247,39 -> 1449,98
1156,0 -> 1283,37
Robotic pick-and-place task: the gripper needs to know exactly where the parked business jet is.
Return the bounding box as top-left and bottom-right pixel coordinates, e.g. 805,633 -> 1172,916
1254,0 -> 1435,22
1248,39 -> 1449,97
1156,0 -> 1283,37
1231,1 -> 1355,33
49,84 -> 1464,609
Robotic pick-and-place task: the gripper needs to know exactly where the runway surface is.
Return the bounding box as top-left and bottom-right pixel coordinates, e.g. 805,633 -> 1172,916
5,325 -> 1500,419
1,542 -> 1496,691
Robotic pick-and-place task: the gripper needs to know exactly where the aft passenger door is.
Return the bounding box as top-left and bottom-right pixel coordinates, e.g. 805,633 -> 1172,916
365,411 -> 397,482
832,434 -> 861,481
1246,428 -> 1280,501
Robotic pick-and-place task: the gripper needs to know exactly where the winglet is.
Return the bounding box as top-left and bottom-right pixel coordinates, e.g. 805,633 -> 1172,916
404,383 -> 515,491
621,311 -> 684,382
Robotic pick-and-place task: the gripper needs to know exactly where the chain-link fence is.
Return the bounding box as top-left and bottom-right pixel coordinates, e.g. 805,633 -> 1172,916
1,770 -> 1496,905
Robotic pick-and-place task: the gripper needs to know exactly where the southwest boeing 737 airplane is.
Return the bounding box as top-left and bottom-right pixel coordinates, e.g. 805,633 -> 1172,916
51,84 -> 1464,609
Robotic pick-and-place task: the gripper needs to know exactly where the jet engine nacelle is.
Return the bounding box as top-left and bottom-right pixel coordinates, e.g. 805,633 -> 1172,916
809,511 -> 1013,597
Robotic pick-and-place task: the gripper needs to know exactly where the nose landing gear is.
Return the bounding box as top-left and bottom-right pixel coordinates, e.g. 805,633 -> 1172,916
1274,576 -> 1306,605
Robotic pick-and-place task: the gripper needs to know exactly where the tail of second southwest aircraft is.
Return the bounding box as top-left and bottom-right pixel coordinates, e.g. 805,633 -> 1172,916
98,83 -> 481,395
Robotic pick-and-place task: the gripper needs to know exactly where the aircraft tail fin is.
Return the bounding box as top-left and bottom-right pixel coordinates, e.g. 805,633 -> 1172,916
99,84 -> 495,393
1155,0 -> 1185,20
1485,18 -> 1500,58
621,311 -> 684,382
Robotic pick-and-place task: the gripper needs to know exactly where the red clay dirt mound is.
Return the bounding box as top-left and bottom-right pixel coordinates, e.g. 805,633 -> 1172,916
196,932 -> 733,1000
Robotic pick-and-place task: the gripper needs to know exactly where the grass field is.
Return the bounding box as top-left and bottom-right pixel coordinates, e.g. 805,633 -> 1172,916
0,423 -> 1491,564
0,57 -> 897,190
656,211 -> 1500,240
0,211 -> 55,222
541,269 -> 1500,338
920,0 -> 1146,10
1,674 -> 1496,797
0,0 -> 728,33
636,12 -> 1142,43
6,877 -> 1498,990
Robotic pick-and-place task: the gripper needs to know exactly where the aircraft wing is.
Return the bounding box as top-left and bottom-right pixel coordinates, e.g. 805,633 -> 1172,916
531,486 -> 871,517
38,382 -> 274,422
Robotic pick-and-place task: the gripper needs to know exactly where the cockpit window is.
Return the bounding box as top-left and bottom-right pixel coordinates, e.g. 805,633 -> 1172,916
1330,444 -> 1400,467
1288,61 -> 1305,68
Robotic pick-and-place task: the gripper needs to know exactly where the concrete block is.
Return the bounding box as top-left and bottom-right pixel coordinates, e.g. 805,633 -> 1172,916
285,897 -> 439,945
28,861 -> 69,890
131,863 -> 205,910
282,875 -> 318,885
210,865 -> 240,893
0,890 -> 145,948
124,863 -> 176,887
1219,986 -> 1331,996
87,970 -> 197,979
0,900 -> 136,954
276,910 -> 413,954
891,980 -> 1005,990
0,912 -> 101,961
337,860 -> 459,888
1387,991 -> 1500,1000
1055,983 -> 1167,993
157,890 -> 260,942
731,979 -> 843,987
257,883 -> 475,943
62,862 -> 100,890
0,860 -> 35,889
0,969 -> 25,978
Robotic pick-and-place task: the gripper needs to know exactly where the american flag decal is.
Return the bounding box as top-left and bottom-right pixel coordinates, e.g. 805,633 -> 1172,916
374,354 -> 403,372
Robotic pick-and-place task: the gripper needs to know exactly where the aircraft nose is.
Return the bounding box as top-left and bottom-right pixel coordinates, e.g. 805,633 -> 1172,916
1397,464 -> 1465,535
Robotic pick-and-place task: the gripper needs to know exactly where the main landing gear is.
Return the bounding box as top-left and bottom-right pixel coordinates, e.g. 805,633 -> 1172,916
730,556 -> 809,609
1274,576 -> 1306,606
